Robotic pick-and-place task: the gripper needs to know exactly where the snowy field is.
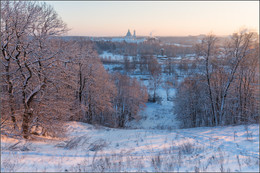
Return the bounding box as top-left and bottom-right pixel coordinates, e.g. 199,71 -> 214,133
165,43 -> 193,47
1,122 -> 259,172
99,51 -> 133,62
99,51 -> 199,63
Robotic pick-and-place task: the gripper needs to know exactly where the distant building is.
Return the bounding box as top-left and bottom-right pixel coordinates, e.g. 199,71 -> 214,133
111,29 -> 145,43
126,29 -> 132,37
125,29 -> 136,40
133,30 -> 136,38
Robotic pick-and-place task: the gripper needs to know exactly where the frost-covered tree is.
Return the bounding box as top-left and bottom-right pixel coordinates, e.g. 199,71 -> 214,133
175,29 -> 259,128
148,57 -> 162,102
64,39 -> 117,125
123,55 -> 131,74
83,57 -> 116,124
174,74 -> 208,127
112,73 -> 148,127
163,76 -> 174,101
197,33 -> 219,125
0,1 -> 72,138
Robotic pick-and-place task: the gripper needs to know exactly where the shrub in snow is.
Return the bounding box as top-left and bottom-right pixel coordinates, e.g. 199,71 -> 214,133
88,139 -> 108,151
62,135 -> 91,150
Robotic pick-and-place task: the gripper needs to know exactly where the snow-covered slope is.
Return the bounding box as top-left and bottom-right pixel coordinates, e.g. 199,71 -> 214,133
127,87 -> 179,130
1,122 -> 259,172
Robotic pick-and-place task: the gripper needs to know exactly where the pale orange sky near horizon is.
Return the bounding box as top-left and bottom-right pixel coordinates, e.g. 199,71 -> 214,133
45,1 -> 259,37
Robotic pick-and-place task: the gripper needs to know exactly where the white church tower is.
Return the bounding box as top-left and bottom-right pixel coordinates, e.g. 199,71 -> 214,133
126,29 -> 132,37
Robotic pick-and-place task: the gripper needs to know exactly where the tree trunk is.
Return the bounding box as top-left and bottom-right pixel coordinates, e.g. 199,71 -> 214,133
153,88 -> 156,102
87,102 -> 92,124
205,43 -> 218,126
22,111 -> 31,139
4,60 -> 17,129
8,91 -> 17,129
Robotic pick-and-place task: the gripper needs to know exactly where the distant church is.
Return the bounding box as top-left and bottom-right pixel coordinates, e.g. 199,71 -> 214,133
125,29 -> 136,39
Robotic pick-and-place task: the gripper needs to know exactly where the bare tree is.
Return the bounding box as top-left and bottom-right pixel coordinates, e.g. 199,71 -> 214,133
83,57 -> 116,124
1,1 -> 69,138
174,74 -> 208,128
123,55 -> 131,74
148,57 -> 162,102
163,77 -> 174,101
175,28 -> 259,128
112,73 -> 148,127
197,33 -> 218,125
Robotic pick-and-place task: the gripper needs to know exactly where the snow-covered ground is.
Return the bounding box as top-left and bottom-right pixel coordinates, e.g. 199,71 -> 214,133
99,51 -> 133,62
1,122 -> 259,172
165,43 -> 193,47
127,76 -> 179,130
99,51 -> 200,65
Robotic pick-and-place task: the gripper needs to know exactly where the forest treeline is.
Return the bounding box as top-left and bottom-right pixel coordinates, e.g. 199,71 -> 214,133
94,39 -> 194,57
0,1 -> 147,139
175,32 -> 259,128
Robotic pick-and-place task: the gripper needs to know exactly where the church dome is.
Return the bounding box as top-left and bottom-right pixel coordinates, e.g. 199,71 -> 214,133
126,29 -> 132,37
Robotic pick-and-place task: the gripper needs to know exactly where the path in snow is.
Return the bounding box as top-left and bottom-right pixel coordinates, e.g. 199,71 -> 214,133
127,76 -> 180,130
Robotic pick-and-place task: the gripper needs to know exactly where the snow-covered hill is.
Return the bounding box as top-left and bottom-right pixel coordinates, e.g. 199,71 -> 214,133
1,122 -> 259,172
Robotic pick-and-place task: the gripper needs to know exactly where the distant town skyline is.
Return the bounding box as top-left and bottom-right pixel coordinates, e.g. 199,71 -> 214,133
45,1 -> 259,37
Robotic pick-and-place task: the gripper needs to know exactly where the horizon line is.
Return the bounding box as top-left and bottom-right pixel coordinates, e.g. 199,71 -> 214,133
61,34 -> 232,38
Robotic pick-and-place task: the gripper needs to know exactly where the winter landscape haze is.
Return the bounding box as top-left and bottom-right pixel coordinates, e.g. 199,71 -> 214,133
1,1 -> 259,172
